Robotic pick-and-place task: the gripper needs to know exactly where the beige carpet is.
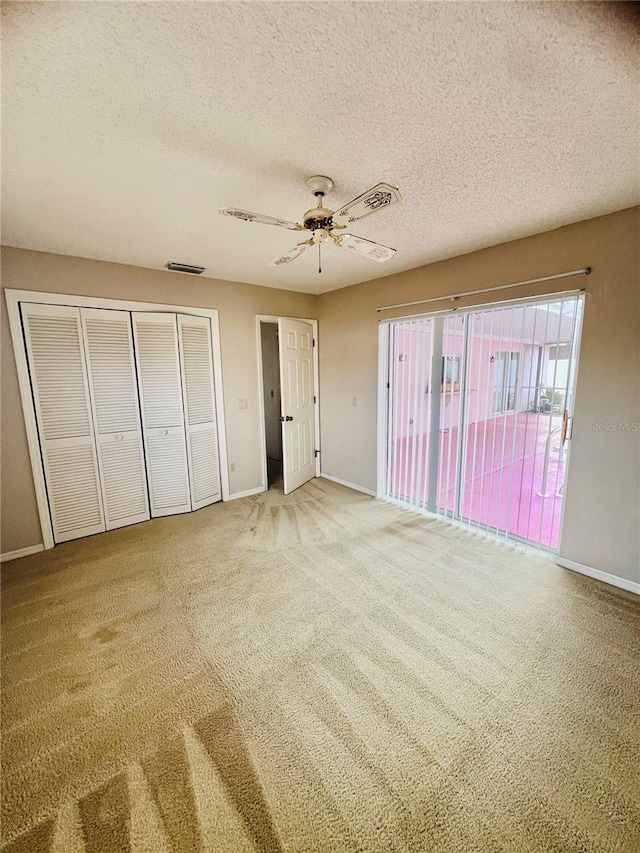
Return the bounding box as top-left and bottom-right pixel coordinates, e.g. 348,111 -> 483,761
2,477 -> 639,852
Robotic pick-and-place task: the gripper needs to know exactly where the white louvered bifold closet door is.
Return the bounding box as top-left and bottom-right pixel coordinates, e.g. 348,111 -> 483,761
132,312 -> 191,517
21,303 -> 105,543
81,308 -> 150,530
177,315 -> 222,510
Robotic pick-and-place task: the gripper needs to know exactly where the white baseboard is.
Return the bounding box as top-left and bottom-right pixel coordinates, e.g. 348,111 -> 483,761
227,486 -> 266,501
320,473 -> 376,497
556,557 -> 640,595
1,543 -> 45,563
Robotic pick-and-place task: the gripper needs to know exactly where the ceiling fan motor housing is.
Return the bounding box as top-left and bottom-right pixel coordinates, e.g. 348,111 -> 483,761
303,207 -> 334,231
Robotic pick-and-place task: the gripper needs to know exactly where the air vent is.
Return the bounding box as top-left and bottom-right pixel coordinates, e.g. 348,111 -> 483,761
165,262 -> 206,275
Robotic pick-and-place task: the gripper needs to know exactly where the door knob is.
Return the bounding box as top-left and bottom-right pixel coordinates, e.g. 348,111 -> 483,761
285,415 -> 293,421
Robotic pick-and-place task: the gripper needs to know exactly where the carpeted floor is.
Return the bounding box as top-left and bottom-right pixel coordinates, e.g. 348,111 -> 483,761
2,478 -> 639,852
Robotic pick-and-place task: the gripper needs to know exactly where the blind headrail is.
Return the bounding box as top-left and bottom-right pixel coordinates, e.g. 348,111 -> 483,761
376,267 -> 591,313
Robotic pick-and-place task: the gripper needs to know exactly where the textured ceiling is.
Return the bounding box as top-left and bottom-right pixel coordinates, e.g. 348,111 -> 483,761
2,2 -> 638,295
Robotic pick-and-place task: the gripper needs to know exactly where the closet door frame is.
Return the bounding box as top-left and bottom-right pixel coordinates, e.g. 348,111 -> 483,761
6,289 -> 229,550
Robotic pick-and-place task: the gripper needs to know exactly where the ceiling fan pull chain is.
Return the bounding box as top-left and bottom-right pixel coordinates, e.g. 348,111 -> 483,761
318,242 -> 322,274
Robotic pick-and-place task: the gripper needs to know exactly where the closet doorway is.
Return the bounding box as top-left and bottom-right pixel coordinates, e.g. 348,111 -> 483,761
260,322 -> 283,488
257,315 -> 320,496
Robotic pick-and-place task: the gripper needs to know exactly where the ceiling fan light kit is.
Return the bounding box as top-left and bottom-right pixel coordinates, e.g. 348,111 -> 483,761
219,176 -> 401,272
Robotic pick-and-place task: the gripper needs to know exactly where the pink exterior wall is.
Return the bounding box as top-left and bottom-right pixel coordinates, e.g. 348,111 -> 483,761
392,324 -> 526,442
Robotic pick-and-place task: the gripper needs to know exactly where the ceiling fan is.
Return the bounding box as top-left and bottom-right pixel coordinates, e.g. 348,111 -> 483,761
219,176 -> 401,273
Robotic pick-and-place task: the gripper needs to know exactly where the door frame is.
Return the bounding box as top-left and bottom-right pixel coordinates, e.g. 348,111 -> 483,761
256,315 -> 320,493
5,288 -> 230,550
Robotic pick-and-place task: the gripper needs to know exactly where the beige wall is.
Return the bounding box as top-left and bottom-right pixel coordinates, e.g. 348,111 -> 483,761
0,247 -> 315,553
318,207 -> 640,585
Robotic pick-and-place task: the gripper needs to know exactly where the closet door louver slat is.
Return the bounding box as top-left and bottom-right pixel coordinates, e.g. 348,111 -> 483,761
132,313 -> 191,517
21,303 -> 105,543
96,438 -> 149,522
81,308 -> 150,530
177,315 -> 222,510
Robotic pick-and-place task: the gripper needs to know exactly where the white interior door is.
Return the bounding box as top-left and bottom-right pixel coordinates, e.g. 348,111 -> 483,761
132,312 -> 191,517
177,315 -> 222,510
81,308 -> 150,530
278,318 -> 316,495
21,303 -> 105,543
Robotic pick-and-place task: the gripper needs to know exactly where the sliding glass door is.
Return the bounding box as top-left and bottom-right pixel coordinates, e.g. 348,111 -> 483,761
381,292 -> 584,551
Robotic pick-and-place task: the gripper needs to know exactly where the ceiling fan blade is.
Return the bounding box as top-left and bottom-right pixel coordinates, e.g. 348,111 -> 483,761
336,234 -> 396,263
219,208 -> 302,230
331,182 -> 401,226
270,241 -> 312,267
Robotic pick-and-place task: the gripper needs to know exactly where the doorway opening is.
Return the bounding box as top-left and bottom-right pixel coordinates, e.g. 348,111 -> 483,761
378,292 -> 585,552
257,316 -> 320,495
260,322 -> 283,488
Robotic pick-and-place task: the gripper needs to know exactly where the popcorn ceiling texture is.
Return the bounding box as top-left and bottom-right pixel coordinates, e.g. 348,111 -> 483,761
2,1 -> 638,294
2,478 -> 640,851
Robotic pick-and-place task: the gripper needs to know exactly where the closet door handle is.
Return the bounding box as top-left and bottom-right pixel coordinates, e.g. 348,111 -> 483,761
161,429 -> 169,436
115,434 -> 124,441
285,415 -> 293,421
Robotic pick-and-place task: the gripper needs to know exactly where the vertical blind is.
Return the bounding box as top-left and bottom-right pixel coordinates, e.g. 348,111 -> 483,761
382,293 -> 584,552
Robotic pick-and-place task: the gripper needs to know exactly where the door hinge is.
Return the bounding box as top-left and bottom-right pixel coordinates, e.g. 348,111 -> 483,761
313,395 -> 317,404
315,449 -> 320,457
313,338 -> 316,347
